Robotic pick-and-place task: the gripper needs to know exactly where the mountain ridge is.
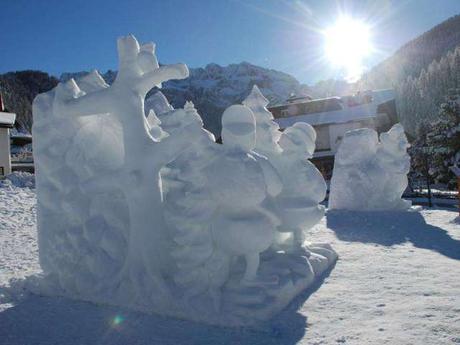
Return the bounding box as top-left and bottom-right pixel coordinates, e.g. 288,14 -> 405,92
61,61 -> 311,135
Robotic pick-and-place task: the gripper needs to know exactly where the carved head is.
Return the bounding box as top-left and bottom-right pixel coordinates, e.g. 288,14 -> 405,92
279,122 -> 316,158
221,105 -> 256,152
336,128 -> 379,165
380,123 -> 410,156
116,35 -> 159,79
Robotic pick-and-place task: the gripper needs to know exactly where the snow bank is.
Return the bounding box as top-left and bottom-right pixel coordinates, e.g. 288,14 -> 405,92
1,172 -> 35,189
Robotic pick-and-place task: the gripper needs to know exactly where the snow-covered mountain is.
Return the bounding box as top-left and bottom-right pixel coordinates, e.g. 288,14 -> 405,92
62,62 -> 310,135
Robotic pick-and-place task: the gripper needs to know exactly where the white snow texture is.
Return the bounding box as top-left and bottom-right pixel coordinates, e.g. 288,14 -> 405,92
32,35 -> 336,326
329,124 -> 412,210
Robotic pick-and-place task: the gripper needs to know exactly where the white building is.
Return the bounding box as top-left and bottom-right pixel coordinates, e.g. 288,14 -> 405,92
0,111 -> 16,176
269,89 -> 397,179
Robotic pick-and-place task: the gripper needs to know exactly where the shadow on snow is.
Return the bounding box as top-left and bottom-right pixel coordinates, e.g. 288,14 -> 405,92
0,266 -> 335,345
326,208 -> 460,260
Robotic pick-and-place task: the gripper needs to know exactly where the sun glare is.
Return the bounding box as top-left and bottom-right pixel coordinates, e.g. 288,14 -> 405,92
324,17 -> 372,81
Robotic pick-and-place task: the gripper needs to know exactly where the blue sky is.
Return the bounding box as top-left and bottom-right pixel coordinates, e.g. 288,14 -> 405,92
1,0 -> 460,84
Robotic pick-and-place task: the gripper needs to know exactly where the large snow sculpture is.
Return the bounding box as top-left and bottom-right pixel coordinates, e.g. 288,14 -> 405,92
243,85 -> 328,250
33,36 -> 336,326
329,124 -> 411,210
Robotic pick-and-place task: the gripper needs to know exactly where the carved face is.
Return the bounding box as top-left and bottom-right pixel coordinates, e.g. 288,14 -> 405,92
221,105 -> 256,152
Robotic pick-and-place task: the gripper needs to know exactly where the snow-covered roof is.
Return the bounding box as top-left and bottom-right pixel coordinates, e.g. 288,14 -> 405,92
0,112 -> 16,128
275,89 -> 395,128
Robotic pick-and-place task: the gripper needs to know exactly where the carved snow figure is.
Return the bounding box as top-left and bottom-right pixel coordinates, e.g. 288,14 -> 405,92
159,100 -> 216,201
243,86 -> 327,250
166,104 -> 282,285
145,91 -> 174,140
329,128 -> 380,210
242,85 -> 282,157
34,34 -> 196,309
33,35 -> 338,326
276,123 -> 327,248
162,104 -> 335,323
145,90 -> 174,117
377,123 -> 412,210
210,105 -> 282,282
329,124 -> 411,210
146,110 -> 169,141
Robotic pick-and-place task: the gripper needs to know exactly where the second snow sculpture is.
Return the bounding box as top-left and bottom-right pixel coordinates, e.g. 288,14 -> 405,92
329,124 -> 411,210
33,35 -> 337,326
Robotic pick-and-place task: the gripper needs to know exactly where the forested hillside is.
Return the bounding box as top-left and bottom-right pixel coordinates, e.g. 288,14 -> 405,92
0,71 -> 58,131
357,15 -> 460,134
396,47 -> 460,133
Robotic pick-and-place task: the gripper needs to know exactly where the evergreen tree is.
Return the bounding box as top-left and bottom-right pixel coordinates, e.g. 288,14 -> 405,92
410,90 -> 460,189
425,90 -> 460,188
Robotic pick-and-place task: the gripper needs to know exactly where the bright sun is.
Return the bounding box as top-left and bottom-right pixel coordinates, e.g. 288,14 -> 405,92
324,17 -> 372,81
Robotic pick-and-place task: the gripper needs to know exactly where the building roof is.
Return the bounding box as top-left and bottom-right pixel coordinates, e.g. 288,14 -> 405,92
0,112 -> 16,128
274,89 -> 395,128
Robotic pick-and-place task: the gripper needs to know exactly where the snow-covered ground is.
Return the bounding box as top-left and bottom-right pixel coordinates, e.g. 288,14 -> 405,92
1,185 -> 459,345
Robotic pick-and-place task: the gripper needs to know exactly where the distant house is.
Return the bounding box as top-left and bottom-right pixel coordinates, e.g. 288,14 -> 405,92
11,132 -> 33,167
0,93 -> 16,176
268,89 -> 398,179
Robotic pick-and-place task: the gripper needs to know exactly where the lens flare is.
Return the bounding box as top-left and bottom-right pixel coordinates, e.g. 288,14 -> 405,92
112,315 -> 124,326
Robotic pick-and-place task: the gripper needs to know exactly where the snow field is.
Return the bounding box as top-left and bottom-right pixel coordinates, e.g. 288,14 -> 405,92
1,186 -> 459,344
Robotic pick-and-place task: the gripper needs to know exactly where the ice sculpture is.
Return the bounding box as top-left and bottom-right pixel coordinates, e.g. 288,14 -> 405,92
328,124 -> 411,210
33,35 -> 337,326
243,86 -> 327,250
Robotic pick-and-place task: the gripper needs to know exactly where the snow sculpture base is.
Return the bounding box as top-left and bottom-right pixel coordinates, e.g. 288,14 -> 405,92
219,243 -> 337,325
34,243 -> 336,327
171,243 -> 337,326
32,35 -> 337,327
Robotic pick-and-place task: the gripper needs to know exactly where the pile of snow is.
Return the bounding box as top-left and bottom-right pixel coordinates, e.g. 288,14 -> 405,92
1,172 -> 35,189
